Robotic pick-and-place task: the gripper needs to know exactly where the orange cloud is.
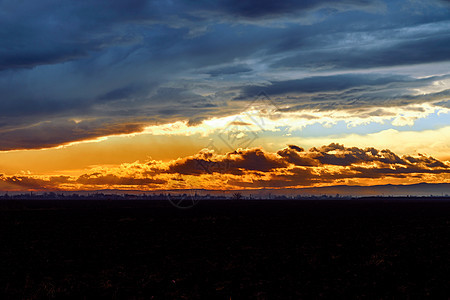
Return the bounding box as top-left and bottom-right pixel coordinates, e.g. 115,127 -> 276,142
166,148 -> 288,175
0,144 -> 448,191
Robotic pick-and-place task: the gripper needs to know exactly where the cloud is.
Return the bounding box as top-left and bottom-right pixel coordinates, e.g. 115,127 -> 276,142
0,119 -> 146,151
0,0 -> 381,70
1,144 -> 448,191
279,143 -> 449,169
76,173 -> 165,186
0,175 -> 71,191
272,21 -> 450,70
206,64 -> 252,77
236,73 -> 416,97
0,0 -> 171,70
0,0 -> 449,150
235,74 -> 450,112
167,148 -> 288,175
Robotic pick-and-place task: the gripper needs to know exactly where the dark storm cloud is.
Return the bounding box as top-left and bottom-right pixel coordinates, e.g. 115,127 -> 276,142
0,0 -> 447,71
0,0 -> 150,70
186,0 -> 382,20
272,28 -> 450,70
0,0 -> 381,70
206,64 -> 252,77
0,119 -> 146,151
236,74 -> 415,97
1,0 -> 450,150
235,74 -> 450,110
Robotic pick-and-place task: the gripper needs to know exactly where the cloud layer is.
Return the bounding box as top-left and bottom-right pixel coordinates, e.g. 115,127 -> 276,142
1,144 -> 448,191
1,0 -> 450,150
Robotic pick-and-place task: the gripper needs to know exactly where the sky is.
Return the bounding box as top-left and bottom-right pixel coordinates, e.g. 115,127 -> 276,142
0,0 -> 449,192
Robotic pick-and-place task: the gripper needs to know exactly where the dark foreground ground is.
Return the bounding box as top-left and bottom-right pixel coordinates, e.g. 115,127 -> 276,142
0,198 -> 449,299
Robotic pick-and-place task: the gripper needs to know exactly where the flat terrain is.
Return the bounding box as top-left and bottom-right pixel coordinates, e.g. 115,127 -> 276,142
0,198 -> 449,298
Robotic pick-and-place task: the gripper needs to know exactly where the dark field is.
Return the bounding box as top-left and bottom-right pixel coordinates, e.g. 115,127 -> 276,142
0,198 -> 449,299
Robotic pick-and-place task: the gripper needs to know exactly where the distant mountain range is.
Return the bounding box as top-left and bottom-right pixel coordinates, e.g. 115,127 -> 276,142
249,182 -> 450,197
3,182 -> 448,197
161,183 -> 450,197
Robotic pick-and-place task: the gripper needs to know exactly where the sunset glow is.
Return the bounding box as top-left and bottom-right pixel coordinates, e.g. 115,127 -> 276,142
1,0 -> 449,193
